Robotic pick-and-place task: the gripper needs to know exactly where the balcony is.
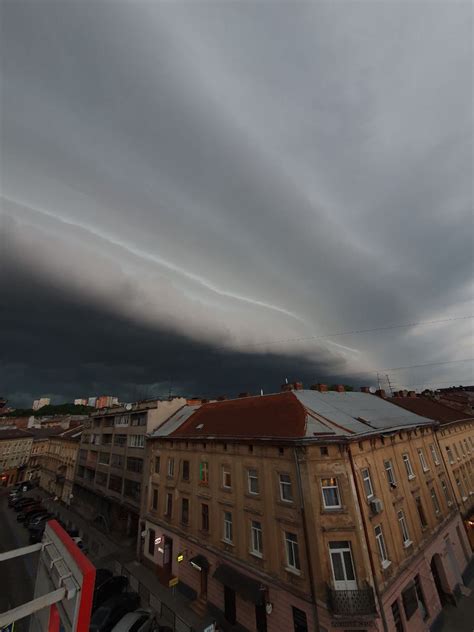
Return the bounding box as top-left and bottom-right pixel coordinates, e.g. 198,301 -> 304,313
327,583 -> 377,616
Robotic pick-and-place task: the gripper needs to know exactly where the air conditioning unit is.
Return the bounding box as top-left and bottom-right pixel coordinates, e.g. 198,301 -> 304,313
370,498 -> 383,514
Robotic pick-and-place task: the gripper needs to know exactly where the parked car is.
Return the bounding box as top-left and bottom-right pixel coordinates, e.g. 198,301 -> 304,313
89,593 -> 140,632
17,505 -> 43,521
92,576 -> 129,612
94,569 -> 114,590
110,609 -> 155,632
25,512 -> 53,528
12,498 -> 38,511
71,537 -> 88,554
29,523 -> 46,543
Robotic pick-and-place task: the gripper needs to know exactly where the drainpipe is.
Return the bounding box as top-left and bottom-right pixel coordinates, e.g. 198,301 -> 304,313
293,446 -> 321,632
347,446 -> 389,632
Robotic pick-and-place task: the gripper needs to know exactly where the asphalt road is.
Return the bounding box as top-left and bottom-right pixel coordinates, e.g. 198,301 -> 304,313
0,491 -> 40,632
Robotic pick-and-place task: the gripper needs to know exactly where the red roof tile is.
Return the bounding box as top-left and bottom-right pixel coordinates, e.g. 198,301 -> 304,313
389,397 -> 472,424
170,392 -> 305,438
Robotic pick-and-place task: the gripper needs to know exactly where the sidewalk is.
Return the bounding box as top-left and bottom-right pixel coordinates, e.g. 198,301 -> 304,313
439,575 -> 474,632
36,490 -> 215,632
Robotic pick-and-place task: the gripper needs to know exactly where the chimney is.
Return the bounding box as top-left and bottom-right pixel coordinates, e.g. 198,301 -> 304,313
375,389 -> 386,398
238,392 -> 250,398
408,391 -> 416,398
293,381 -> 304,391
360,386 -> 370,393
281,383 -> 293,392
310,383 -> 329,392
335,385 -> 345,393
216,395 -> 228,401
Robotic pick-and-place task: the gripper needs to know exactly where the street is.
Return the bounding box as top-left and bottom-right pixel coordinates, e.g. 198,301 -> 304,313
0,491 -> 40,632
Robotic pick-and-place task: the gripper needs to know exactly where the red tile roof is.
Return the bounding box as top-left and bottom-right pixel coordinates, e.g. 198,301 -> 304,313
389,396 -> 472,424
170,392 -> 306,438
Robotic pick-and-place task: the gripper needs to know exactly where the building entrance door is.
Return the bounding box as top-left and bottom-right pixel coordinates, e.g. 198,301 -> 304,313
200,568 -> 208,601
329,541 -> 357,590
255,603 -> 267,632
163,537 -> 173,574
224,586 -> 236,624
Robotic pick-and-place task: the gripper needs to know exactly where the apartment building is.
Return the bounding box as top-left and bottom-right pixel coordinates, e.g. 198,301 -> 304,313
390,392 -> 474,547
141,387 -> 472,632
39,425 -> 83,504
0,429 -> 34,486
73,398 -> 185,540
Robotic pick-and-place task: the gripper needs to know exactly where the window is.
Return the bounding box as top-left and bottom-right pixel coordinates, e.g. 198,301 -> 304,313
151,488 -> 158,511
460,441 -> 466,456
320,446 -> 328,456
250,520 -> 263,556
148,528 -> 155,556
361,468 -> 374,498
111,453 -> 124,468
131,413 -> 146,426
441,478 -> 452,504
95,471 -> 107,487
98,452 -> 110,465
223,511 -> 233,543
397,510 -> 411,546
114,414 -> 129,426
415,496 -> 428,527
391,600 -> 404,632
114,434 -> 127,447
430,488 -> 441,515
446,446 -> 455,464
402,583 -> 418,621
79,449 -> 87,461
292,607 -> 308,632
165,492 -> 173,517
128,434 -> 144,449
123,479 -> 141,501
464,439 -> 470,454
199,461 -> 209,484
108,474 -> 122,493
384,460 -> 397,487
285,532 -> 300,571
167,457 -> 175,477
201,503 -> 209,531
102,434 -> 112,446
454,443 -> 461,460
181,498 -> 189,524
321,477 -> 341,508
418,449 -> 429,472
126,457 -> 143,473
429,444 -> 440,465
182,460 -> 190,481
222,466 -> 231,489
279,473 -> 293,502
414,574 -> 429,620
247,468 -> 259,494
154,456 -> 160,474
402,453 -> 415,479
374,525 -> 390,566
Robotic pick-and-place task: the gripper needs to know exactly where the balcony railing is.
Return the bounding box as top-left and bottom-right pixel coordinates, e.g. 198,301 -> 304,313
327,583 -> 377,616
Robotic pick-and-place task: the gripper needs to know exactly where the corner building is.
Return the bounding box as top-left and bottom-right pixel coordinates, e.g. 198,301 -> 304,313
141,388 -> 473,632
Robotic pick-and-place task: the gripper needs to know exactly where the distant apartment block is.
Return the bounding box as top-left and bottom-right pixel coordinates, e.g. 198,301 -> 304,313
32,397 -> 50,411
73,397 -> 186,541
74,399 -> 88,406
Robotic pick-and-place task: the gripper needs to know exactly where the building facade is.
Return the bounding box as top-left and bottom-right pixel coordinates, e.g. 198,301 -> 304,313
0,429 -> 34,486
73,398 -> 186,541
38,426 -> 83,504
141,388 -> 473,632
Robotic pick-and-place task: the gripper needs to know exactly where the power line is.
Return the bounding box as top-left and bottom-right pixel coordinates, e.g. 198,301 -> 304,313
214,315 -> 473,351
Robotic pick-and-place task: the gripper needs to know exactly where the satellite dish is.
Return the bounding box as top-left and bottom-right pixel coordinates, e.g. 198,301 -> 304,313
369,386 -> 377,394
125,403 -> 132,411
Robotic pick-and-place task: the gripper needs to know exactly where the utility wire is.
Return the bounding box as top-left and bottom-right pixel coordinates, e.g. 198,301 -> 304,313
215,315 -> 473,351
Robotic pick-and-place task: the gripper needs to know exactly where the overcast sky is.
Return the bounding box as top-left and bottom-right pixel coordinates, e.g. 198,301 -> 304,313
1,1 -> 472,406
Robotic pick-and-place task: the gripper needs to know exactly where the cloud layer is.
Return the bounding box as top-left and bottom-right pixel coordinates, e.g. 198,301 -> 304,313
1,1 -> 472,405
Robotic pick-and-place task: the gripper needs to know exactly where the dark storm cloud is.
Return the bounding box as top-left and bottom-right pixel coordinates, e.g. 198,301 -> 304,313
0,252 -> 352,407
0,1 -> 472,403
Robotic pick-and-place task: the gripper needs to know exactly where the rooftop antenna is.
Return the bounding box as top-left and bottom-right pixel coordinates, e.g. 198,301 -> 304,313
385,374 -> 394,396
285,377 -> 289,384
